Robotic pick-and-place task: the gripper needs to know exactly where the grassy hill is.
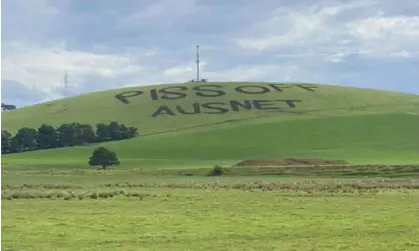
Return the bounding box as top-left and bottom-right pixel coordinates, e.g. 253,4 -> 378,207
2,82 -> 419,166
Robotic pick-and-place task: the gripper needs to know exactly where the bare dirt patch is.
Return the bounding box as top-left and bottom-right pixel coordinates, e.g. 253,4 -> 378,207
234,158 -> 348,167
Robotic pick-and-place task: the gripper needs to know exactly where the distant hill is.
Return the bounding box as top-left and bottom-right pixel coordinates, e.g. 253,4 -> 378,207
2,82 -> 419,166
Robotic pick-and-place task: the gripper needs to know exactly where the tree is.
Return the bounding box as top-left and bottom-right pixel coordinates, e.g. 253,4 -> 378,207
108,121 -> 123,140
96,122 -> 138,142
88,147 -> 120,170
37,124 -> 59,149
1,130 -> 13,154
57,123 -> 75,147
1,121 -> 138,155
78,124 -> 96,144
14,127 -> 38,151
96,123 -> 110,142
10,137 -> 20,153
128,126 -> 138,137
1,103 -> 16,111
57,122 -> 84,146
119,124 -> 138,139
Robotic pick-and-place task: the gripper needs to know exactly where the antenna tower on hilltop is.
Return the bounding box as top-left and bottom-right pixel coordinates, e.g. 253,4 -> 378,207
188,45 -> 206,83
63,70 -> 69,96
62,70 -> 70,110
196,45 -> 200,82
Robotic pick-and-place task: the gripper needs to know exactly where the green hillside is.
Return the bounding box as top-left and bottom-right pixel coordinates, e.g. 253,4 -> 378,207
2,82 -> 419,166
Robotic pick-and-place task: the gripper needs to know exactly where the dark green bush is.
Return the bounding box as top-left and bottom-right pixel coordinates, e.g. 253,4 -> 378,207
209,165 -> 224,176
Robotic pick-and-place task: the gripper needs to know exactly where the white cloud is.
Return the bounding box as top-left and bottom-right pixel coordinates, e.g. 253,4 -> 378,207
5,0 -> 59,16
1,42 -> 145,96
2,0 -> 419,105
163,65 -> 194,77
202,63 -> 320,83
389,50 -> 414,58
1,0 -> 60,41
121,61 -> 210,87
123,63 -> 305,86
348,16 -> 419,39
117,0 -> 198,29
345,16 -> 419,58
234,1 -> 419,61
234,0 -> 377,51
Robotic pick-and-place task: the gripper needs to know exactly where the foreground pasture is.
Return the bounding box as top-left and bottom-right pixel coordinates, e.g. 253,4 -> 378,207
1,166 -> 418,251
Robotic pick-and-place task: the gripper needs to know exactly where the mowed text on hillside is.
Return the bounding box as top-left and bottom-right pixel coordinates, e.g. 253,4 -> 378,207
2,82 -> 419,166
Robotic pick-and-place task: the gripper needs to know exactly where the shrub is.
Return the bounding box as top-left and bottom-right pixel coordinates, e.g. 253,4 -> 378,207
98,192 -> 112,198
90,192 -> 99,199
208,165 -> 224,176
63,195 -> 73,200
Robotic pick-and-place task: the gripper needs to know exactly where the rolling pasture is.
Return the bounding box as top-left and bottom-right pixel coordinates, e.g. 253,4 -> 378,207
2,82 -> 419,250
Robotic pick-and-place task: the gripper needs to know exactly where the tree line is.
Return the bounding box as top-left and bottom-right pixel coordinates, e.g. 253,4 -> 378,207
1,121 -> 138,154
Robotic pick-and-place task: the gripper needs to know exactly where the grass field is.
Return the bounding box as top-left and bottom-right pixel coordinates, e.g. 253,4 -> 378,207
4,113 -> 419,166
2,82 -> 419,250
2,166 -> 419,251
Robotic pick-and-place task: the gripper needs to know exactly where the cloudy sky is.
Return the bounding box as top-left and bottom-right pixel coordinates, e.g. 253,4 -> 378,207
2,0 -> 419,107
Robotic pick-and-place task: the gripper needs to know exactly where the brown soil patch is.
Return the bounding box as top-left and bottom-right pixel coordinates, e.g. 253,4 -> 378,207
235,158 -> 348,167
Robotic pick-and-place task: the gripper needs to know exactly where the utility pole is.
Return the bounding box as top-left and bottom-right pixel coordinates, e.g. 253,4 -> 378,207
196,45 -> 200,82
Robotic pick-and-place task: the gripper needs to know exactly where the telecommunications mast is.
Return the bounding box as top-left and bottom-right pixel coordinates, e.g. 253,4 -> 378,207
63,70 -> 70,110
63,70 -> 69,94
196,45 -> 200,82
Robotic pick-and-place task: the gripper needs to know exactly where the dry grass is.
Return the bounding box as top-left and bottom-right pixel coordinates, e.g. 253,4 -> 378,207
1,189 -> 156,201
2,178 -> 418,201
98,178 -> 419,190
